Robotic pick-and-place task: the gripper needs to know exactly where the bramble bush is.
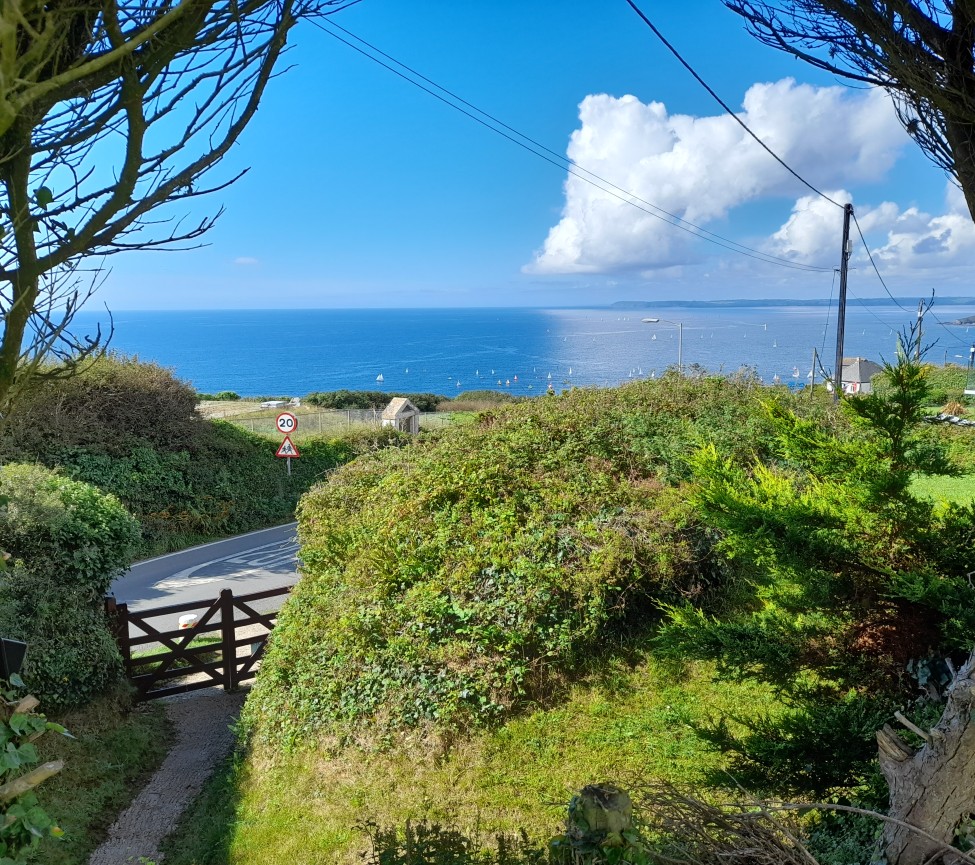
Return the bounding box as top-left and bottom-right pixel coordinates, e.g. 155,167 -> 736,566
245,374 -> 786,746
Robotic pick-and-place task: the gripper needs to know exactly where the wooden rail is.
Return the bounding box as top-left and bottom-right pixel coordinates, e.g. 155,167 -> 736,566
104,585 -> 292,701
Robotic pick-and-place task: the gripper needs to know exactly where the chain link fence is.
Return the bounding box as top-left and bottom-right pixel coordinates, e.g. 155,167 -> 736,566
226,409 -> 455,437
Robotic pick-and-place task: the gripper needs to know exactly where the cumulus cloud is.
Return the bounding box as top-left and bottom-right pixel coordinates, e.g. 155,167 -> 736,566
526,79 -> 905,275
768,182 -> 975,272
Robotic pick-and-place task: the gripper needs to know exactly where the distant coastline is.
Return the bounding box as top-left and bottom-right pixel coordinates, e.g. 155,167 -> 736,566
611,297 -> 975,310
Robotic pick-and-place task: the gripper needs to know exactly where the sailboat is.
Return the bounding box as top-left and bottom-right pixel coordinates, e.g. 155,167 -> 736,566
376,373 -> 384,382
568,367 -> 572,375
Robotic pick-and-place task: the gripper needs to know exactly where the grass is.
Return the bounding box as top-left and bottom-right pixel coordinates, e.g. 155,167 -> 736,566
206,406 -> 456,439
162,654 -> 782,865
130,635 -> 222,676
32,690 -> 173,865
911,472 -> 975,503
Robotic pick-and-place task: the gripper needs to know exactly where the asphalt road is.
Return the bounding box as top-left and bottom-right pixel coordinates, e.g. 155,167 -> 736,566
110,522 -> 299,612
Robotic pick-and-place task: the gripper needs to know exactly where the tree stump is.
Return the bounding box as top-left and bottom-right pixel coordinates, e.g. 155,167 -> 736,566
879,650 -> 975,865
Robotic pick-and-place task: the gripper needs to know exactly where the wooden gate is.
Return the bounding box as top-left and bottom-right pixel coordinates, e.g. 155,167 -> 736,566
105,585 -> 291,701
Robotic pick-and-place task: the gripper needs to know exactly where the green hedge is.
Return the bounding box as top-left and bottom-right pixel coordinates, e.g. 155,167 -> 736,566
304,390 -> 446,411
0,464 -> 139,709
0,357 -> 405,557
245,375 -> 785,747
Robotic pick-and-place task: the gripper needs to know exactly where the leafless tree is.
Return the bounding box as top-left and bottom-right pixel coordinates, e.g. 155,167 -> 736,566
0,0 -> 357,413
724,2 -> 975,219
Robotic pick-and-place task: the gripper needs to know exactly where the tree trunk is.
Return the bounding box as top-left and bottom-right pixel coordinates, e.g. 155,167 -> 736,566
878,650 -> 975,865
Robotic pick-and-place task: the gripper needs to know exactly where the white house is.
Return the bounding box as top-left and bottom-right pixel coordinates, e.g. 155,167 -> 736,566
826,357 -> 884,395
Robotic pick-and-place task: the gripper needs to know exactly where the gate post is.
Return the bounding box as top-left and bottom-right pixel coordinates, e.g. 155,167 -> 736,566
104,595 -> 130,666
220,589 -> 237,691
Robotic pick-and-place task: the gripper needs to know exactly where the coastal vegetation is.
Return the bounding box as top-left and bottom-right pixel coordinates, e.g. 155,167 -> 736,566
11,352 -> 975,864
177,348 -> 973,865
0,355 -> 408,557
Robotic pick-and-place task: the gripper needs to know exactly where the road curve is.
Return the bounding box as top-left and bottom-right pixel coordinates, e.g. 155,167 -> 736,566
110,522 -> 298,611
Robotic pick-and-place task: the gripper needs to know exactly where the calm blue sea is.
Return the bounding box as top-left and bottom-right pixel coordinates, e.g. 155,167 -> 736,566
70,306 -> 975,398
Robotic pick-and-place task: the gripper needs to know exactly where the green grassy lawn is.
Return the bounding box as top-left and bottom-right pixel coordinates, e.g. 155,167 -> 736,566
911,472 -> 975,503
163,655 -> 781,865
34,695 -> 172,865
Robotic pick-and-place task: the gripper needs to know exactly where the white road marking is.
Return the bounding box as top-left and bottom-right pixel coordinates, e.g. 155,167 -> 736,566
165,539 -> 298,582
130,522 -> 297,567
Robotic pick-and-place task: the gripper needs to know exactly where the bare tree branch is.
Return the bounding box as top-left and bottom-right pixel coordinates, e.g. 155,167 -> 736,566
724,2 -> 975,217
0,0 -> 359,413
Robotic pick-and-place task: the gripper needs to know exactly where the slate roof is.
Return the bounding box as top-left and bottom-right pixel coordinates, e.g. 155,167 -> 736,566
842,357 -> 884,384
382,397 -> 420,419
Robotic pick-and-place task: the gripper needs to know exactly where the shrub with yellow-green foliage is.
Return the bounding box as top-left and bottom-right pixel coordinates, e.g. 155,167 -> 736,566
245,374 -> 785,747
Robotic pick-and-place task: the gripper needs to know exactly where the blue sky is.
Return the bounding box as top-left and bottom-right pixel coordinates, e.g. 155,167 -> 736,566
97,1 -> 970,309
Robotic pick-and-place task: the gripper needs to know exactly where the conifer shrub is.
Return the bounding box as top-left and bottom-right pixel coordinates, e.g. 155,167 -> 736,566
245,375 -> 782,746
654,340 -> 975,802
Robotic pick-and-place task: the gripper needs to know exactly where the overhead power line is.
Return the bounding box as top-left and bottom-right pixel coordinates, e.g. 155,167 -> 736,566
623,0 -> 845,210
852,212 -> 969,348
312,19 -> 833,274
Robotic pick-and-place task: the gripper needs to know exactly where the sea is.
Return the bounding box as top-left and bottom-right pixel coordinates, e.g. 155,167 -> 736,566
70,305 -> 975,398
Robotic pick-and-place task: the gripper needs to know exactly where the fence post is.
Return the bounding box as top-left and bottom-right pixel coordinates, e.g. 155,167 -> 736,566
220,589 -> 236,691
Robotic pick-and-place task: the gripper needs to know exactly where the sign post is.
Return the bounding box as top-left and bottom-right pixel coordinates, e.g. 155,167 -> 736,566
275,413 -> 300,475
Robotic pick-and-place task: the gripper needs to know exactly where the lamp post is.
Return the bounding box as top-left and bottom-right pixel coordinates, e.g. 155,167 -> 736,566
642,317 -> 683,374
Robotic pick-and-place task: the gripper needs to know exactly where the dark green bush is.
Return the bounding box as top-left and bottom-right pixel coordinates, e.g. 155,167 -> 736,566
197,391 -> 241,401
0,574 -> 122,709
0,463 -> 139,596
0,464 -> 137,708
304,390 -> 446,412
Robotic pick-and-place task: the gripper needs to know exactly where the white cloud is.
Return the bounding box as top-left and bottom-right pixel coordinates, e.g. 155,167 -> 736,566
234,256 -> 260,266
526,80 -> 905,275
768,182 -> 975,273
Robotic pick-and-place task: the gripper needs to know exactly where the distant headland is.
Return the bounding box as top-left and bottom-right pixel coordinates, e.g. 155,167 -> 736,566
610,297 -> 975,310
949,315 -> 975,325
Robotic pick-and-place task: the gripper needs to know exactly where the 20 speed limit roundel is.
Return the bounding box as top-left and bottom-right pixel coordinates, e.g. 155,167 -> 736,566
275,412 -> 298,434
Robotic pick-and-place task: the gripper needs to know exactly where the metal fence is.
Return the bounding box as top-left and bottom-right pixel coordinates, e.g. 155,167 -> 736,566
224,410 -> 455,437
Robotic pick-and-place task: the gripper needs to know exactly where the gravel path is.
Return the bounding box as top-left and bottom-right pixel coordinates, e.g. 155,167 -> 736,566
88,687 -> 246,865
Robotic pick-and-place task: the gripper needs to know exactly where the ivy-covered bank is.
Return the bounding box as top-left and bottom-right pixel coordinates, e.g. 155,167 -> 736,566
245,373 -> 781,747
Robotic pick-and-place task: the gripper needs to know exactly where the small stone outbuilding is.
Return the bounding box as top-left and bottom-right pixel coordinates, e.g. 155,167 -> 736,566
381,397 -> 421,434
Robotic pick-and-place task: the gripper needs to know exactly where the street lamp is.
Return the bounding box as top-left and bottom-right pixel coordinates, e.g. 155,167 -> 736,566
642,317 -> 683,374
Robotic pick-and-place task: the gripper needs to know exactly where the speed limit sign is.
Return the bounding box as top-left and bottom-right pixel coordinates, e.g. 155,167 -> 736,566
275,412 -> 298,434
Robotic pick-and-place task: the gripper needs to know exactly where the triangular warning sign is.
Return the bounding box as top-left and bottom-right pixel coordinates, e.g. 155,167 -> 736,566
275,435 -> 300,458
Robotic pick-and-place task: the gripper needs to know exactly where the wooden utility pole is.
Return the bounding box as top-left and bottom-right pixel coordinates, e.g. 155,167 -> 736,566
833,203 -> 853,403
916,299 -> 925,361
